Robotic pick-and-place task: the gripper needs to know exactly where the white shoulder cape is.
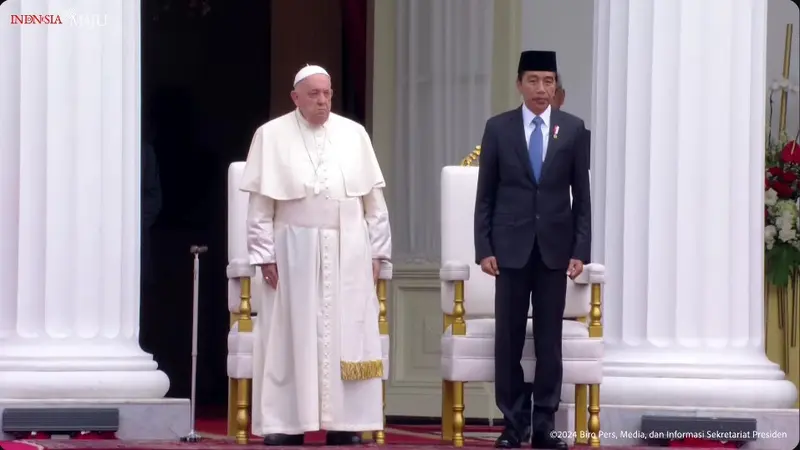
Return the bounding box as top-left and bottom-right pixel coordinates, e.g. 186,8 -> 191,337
239,111 -> 385,200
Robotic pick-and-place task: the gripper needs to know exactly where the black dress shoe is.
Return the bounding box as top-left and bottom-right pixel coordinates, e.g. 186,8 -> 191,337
325,431 -> 362,446
494,426 -> 531,448
530,432 -> 567,450
263,433 -> 304,446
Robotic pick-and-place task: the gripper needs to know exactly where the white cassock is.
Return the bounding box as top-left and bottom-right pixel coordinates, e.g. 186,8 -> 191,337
240,109 -> 391,435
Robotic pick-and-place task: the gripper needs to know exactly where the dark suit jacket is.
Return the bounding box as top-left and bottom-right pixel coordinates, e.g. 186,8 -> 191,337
474,106 -> 591,270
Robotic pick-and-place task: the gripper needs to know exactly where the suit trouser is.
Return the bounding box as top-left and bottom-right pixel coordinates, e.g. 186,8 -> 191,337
494,242 -> 567,434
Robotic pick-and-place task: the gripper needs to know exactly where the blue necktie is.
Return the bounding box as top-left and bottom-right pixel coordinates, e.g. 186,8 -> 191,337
529,116 -> 544,182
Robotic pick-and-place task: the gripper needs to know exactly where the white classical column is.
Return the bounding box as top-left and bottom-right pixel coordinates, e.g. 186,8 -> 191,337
0,0 -> 169,398
591,0 -> 797,408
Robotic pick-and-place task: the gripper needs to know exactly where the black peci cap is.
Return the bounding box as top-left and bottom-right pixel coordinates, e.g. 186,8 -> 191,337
517,50 -> 558,75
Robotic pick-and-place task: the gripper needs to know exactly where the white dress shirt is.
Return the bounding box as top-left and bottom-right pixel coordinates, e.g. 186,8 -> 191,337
522,104 -> 551,161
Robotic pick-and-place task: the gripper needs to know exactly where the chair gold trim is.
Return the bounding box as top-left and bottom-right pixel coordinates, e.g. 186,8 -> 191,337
227,277 -> 253,445
460,145 -> 482,167
371,274 -> 390,445
441,147 -> 603,448
226,276 -> 391,445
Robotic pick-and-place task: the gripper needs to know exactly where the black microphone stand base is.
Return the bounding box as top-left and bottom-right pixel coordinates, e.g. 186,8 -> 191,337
180,430 -> 203,443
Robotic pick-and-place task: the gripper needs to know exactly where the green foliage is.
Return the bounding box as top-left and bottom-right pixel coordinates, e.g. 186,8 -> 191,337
766,243 -> 800,287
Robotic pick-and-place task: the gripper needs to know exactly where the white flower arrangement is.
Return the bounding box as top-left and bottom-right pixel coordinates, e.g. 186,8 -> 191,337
765,193 -> 800,251
763,75 -> 800,286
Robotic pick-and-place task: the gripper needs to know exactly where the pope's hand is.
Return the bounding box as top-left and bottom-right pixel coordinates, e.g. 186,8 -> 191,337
480,256 -> 499,276
261,263 -> 279,289
372,259 -> 381,285
567,259 -> 583,280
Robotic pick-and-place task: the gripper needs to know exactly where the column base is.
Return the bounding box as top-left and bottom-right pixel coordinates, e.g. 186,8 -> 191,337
601,349 -> 798,408
0,370 -> 170,399
600,376 -> 797,409
0,341 -> 170,398
0,398 -> 190,440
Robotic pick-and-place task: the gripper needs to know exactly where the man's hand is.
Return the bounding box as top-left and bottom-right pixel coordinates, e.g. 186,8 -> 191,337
260,263 -> 279,289
567,259 -> 584,280
480,256 -> 499,276
372,259 -> 381,285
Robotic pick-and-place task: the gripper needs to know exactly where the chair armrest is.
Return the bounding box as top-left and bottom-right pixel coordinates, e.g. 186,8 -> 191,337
572,264 -> 605,339
440,261 -> 470,281
227,259 -> 254,332
379,260 -> 393,280
376,263 -> 391,335
572,263 -> 605,285
227,259 -> 256,278
440,262 -> 469,336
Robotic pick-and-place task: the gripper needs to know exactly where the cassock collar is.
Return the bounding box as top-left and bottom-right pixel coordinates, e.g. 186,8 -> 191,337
295,109 -> 328,131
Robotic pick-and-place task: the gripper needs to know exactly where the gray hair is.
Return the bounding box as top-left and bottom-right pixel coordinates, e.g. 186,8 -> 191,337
556,73 -> 563,91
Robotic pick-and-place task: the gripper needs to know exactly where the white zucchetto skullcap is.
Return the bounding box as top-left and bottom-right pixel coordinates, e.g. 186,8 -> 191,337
293,64 -> 330,87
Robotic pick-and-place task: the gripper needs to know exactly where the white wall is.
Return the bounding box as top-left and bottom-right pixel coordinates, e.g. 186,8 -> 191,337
520,0 -> 594,124
766,0 -> 799,139
371,0 -> 523,420
521,0 -> 799,139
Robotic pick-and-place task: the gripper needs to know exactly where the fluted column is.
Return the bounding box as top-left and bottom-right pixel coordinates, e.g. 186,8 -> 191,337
0,0 -> 169,398
591,0 -> 797,408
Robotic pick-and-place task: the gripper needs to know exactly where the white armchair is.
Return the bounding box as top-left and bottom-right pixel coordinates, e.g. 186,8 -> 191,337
225,162 -> 393,445
439,152 -> 605,448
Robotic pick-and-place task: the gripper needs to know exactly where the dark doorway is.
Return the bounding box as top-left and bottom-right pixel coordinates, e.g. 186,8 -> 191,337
139,0 -> 272,408
139,0 -> 370,413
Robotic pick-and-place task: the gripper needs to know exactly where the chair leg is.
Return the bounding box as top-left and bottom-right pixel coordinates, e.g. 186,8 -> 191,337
588,384 -> 600,447
375,381 -> 386,445
452,381 -> 465,448
441,380 -> 454,442
227,378 -> 238,437
574,384 -> 588,445
235,378 -> 251,445
442,380 -> 453,442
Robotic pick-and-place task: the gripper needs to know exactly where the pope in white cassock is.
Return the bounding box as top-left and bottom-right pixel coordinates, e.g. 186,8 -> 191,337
240,65 -> 391,447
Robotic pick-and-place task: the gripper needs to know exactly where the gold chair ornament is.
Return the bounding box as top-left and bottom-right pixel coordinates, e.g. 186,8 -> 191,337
460,146 -> 481,167
228,276 -> 253,445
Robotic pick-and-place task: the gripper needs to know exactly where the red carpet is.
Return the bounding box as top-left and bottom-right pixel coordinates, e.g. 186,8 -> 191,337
0,423 -> 489,449
192,419 -> 455,445
0,419 -> 738,449
0,440 -> 740,450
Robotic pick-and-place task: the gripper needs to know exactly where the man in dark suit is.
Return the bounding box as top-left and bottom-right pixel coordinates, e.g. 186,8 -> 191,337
474,51 -> 591,449
552,74 -> 566,110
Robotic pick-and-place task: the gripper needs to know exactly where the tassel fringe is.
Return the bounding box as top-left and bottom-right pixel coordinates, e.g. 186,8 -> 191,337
340,360 -> 383,381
